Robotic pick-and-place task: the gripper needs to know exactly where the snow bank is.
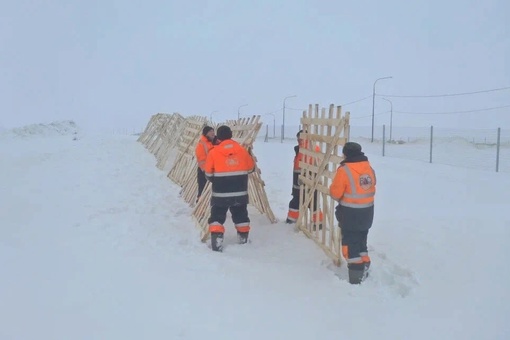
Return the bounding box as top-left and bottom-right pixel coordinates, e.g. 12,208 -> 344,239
1,120 -> 80,138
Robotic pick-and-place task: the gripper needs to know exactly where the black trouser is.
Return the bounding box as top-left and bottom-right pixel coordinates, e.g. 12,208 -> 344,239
288,189 -> 319,211
341,229 -> 369,263
336,205 -> 373,266
288,188 -> 321,224
208,204 -> 250,233
197,167 -> 207,198
288,189 -> 299,210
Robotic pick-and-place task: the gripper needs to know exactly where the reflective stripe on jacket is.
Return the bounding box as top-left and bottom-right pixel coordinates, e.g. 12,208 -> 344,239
329,161 -> 376,208
204,139 -> 255,207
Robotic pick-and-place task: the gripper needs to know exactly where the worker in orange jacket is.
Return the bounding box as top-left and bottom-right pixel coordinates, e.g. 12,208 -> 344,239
204,125 -> 255,252
286,130 -> 323,229
195,126 -> 218,203
329,142 -> 376,284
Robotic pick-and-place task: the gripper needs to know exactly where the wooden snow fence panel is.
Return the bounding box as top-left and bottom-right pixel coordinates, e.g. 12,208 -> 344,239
148,114 -> 175,156
166,116 -> 208,186
146,114 -> 173,154
141,113 -> 172,150
230,116 -> 276,223
137,113 -> 162,144
193,115 -> 277,242
179,122 -> 222,205
296,104 -> 350,266
144,113 -> 162,151
181,116 -> 261,207
137,114 -> 155,143
155,113 -> 186,169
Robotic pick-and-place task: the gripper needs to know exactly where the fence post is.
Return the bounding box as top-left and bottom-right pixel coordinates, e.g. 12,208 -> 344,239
264,125 -> 269,142
382,125 -> 386,157
429,125 -> 434,163
280,125 -> 284,143
496,127 -> 501,172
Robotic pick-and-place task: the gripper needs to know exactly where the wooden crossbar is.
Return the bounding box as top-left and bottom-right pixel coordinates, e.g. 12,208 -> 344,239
296,104 -> 350,266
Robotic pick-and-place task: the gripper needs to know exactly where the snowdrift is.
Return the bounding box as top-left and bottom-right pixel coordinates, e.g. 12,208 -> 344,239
1,120 -> 79,138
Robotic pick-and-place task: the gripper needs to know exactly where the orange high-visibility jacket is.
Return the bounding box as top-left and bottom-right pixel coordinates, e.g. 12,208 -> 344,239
293,142 -> 321,190
330,161 -> 376,208
204,139 -> 255,207
195,135 -> 215,171
293,143 -> 321,170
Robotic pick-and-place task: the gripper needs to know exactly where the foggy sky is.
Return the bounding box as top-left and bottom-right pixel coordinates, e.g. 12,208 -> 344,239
1,0 -> 509,131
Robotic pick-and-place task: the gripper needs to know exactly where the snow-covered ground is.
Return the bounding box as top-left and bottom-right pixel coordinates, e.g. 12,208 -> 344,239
1,122 -> 509,339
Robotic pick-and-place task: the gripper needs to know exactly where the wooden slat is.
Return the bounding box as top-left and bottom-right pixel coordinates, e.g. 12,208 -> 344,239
295,103 -> 350,266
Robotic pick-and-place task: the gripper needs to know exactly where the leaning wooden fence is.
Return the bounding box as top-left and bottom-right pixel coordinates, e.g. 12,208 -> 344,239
155,113 -> 186,169
296,104 -> 350,266
191,115 -> 277,242
138,108 -> 352,267
138,112 -> 277,243
167,116 -> 208,186
178,121 -> 221,206
138,113 -> 172,149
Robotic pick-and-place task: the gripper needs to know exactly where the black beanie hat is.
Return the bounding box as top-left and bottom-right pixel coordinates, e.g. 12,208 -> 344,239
202,126 -> 214,136
342,142 -> 363,158
216,125 -> 232,140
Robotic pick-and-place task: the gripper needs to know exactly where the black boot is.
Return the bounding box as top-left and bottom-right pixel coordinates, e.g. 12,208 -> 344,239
237,231 -> 249,244
211,232 -> 224,252
348,263 -> 365,284
363,261 -> 371,280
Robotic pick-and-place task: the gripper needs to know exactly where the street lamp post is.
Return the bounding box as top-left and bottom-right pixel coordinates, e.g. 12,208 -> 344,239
282,95 -> 297,141
210,110 -> 218,122
237,104 -> 248,120
266,113 -> 276,138
381,98 -> 393,142
371,76 -> 392,142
